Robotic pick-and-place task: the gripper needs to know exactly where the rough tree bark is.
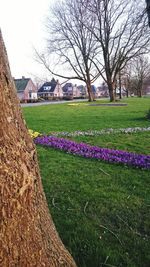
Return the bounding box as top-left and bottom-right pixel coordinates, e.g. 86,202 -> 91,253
107,78 -> 116,102
86,73 -> 94,102
0,30 -> 77,267
118,71 -> 122,99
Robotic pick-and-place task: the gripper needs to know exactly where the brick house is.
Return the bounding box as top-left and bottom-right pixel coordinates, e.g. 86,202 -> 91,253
38,78 -> 63,100
77,85 -> 87,98
62,83 -> 74,100
14,77 -> 37,102
73,84 -> 82,98
97,83 -> 109,98
62,83 -> 82,99
143,78 -> 150,96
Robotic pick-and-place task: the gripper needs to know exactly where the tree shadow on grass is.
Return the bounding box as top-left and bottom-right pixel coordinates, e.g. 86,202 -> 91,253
130,117 -> 148,122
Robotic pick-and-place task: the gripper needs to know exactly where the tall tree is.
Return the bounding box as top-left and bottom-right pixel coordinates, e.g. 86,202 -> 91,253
129,55 -> 150,97
120,55 -> 150,97
84,0 -> 150,101
0,30 -> 77,267
146,0 -> 150,26
120,64 -> 133,98
37,0 -> 100,101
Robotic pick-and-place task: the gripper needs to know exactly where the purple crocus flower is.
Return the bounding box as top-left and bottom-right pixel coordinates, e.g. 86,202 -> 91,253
34,136 -> 150,170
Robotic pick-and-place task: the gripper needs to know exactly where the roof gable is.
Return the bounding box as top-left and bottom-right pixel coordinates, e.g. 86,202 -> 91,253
38,80 -> 57,93
78,85 -> 86,92
14,78 -> 30,92
97,84 -> 108,91
91,85 -> 96,93
62,83 -> 73,92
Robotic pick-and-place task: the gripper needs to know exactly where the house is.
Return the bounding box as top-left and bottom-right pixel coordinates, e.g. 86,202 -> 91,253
77,85 -> 87,98
91,85 -> 97,98
62,83 -> 82,99
143,84 -> 150,95
73,84 -> 82,98
143,78 -> 150,96
14,77 -> 37,102
97,83 -> 109,98
38,78 -> 63,100
85,84 -> 97,98
85,85 -> 97,98
62,83 -> 74,100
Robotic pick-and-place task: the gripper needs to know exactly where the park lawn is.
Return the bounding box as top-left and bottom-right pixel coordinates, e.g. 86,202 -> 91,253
23,98 -> 150,133
73,131 -> 150,155
23,98 -> 150,267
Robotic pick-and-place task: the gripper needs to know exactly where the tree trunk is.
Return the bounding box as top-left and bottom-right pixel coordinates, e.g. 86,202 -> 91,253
86,78 -> 94,102
118,71 -> 122,99
107,80 -> 116,102
137,80 -> 143,98
0,30 -> 77,267
137,87 -> 142,97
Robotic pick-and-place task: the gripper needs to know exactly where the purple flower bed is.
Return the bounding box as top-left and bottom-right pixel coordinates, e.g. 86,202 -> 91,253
34,136 -> 150,169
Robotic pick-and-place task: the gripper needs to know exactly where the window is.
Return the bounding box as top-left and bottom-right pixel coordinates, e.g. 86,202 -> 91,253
29,91 -> 32,99
44,86 -> 51,91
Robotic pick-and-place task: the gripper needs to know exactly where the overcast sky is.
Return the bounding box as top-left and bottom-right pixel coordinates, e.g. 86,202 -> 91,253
0,0 -> 102,85
0,0 -> 52,81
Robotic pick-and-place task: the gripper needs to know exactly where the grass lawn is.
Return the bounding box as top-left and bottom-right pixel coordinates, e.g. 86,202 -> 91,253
23,98 -> 150,267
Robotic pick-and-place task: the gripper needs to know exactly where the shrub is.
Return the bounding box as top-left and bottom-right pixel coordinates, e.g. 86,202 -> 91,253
146,108 -> 150,120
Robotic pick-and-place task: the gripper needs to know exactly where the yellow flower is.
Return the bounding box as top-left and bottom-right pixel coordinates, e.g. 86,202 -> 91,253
68,103 -> 79,106
28,129 -> 41,138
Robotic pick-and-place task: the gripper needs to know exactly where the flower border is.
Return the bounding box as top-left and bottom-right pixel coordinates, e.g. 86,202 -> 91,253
34,135 -> 150,170
50,126 -> 150,137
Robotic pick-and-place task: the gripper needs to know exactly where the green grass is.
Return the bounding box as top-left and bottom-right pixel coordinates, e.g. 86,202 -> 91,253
23,98 -> 150,133
23,98 -> 150,267
73,132 -> 150,155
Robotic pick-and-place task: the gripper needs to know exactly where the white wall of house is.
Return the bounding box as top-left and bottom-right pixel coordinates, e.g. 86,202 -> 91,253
30,92 -> 38,100
143,85 -> 150,95
54,83 -> 63,97
17,91 -> 24,100
73,85 -> 81,98
24,79 -> 38,100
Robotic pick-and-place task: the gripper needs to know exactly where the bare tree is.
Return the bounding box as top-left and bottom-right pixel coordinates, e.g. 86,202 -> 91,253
0,30 -> 77,267
37,0 -> 100,101
146,0 -> 150,26
129,55 -> 150,97
120,55 -> 150,97
121,64 -> 133,97
84,0 -> 150,101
